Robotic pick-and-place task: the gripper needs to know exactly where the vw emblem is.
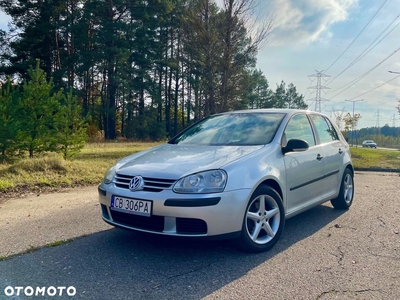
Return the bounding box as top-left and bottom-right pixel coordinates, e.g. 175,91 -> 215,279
129,176 -> 144,191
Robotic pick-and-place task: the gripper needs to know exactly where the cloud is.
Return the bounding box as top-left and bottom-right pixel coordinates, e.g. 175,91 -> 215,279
390,62 -> 400,71
377,78 -> 400,100
267,0 -> 358,46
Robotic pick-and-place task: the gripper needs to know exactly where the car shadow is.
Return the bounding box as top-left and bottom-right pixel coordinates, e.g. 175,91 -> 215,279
0,204 -> 346,300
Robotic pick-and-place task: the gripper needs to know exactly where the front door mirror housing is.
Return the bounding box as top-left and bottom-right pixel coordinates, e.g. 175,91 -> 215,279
282,139 -> 309,154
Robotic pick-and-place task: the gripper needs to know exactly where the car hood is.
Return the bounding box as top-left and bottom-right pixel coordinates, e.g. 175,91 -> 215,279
115,143 -> 265,178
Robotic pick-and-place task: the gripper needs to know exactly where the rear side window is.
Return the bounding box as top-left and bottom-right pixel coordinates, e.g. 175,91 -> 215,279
284,114 -> 316,146
310,115 -> 339,144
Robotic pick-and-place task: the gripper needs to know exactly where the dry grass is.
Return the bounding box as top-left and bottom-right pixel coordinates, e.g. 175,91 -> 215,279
0,142 -> 161,197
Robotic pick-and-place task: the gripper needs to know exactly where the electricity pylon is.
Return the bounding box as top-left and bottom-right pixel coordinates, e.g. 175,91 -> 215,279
308,70 -> 330,112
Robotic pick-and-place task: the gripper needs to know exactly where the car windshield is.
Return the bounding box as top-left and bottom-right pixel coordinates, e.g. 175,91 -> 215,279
169,112 -> 286,146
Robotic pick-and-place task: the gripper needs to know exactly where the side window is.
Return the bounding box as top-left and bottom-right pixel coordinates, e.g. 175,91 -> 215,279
325,117 -> 340,141
311,115 -> 339,144
284,114 -> 315,146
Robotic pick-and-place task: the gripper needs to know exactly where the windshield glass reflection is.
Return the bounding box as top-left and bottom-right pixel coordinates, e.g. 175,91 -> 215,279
169,113 -> 285,146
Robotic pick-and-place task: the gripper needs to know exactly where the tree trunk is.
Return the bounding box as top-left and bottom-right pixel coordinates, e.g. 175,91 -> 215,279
173,35 -> 180,136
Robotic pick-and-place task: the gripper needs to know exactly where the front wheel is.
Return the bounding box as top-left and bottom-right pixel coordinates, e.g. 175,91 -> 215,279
331,168 -> 354,209
237,185 -> 285,253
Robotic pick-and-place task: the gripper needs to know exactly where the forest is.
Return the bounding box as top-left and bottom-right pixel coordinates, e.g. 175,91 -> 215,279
350,125 -> 400,148
0,0 -> 307,145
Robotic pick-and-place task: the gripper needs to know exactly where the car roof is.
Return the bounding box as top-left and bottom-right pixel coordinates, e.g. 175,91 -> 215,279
215,108 -> 328,117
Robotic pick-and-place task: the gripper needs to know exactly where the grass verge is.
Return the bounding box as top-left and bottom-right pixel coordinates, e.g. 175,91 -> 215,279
0,142 -> 399,199
0,142 -> 160,198
350,147 -> 400,171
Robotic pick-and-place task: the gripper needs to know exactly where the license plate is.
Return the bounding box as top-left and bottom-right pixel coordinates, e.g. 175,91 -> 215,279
111,196 -> 152,217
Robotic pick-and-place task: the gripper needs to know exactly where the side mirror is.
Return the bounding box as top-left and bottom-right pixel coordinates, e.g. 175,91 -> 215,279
282,139 -> 309,154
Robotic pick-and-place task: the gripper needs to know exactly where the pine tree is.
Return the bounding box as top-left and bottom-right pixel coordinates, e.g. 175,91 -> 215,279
16,61 -> 61,158
0,0 -> 65,82
54,89 -> 88,159
0,78 -> 20,158
273,81 -> 286,108
272,81 -> 308,109
285,83 -> 308,109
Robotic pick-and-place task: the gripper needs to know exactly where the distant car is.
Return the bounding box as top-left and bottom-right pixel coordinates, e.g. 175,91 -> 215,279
99,109 -> 354,252
362,140 -> 377,148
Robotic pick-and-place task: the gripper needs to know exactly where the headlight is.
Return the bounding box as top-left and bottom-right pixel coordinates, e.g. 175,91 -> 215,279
173,170 -> 227,193
103,165 -> 117,184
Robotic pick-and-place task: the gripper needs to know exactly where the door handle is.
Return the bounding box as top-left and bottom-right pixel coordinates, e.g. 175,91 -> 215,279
338,148 -> 343,154
317,154 -> 323,160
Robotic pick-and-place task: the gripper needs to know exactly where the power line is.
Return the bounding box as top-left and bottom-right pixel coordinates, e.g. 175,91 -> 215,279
323,0 -> 390,73
327,13 -> 400,85
348,74 -> 400,100
327,44 -> 400,100
324,106 -> 346,131
320,0 -> 372,67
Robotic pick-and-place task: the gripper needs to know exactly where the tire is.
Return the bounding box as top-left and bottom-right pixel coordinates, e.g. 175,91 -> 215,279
330,168 -> 354,209
237,185 -> 285,253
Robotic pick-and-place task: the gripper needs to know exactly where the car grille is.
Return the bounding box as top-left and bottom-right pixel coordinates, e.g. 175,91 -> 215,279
114,174 -> 176,192
110,211 -> 207,235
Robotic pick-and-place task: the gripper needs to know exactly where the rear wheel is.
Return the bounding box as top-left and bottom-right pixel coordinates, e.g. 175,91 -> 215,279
237,185 -> 285,253
331,168 -> 354,209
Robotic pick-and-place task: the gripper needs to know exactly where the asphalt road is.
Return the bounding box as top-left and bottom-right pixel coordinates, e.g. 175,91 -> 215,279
0,172 -> 399,300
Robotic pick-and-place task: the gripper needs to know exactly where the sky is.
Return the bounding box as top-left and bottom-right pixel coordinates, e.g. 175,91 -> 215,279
1,0 -> 400,129
255,0 -> 400,129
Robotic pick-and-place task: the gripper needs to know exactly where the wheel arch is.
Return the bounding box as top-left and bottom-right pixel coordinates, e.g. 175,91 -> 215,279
345,163 -> 354,176
258,179 -> 283,203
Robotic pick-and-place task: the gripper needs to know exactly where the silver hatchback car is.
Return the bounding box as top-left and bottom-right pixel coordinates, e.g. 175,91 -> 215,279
99,109 -> 354,252
362,140 -> 377,148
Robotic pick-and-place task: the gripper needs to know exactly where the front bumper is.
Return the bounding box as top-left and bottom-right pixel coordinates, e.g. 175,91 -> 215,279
98,183 -> 251,237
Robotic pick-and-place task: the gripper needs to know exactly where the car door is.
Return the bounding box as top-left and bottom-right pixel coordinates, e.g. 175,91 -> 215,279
309,114 -> 345,197
283,113 -> 325,215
